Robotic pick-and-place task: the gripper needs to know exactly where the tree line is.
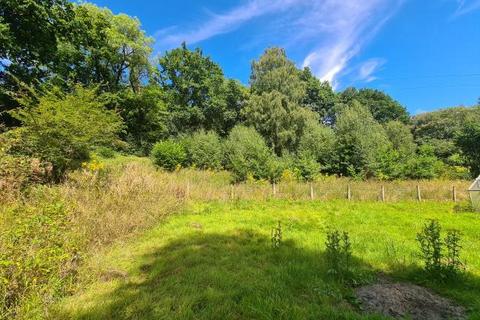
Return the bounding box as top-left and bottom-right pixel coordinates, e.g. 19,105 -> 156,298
1,0 -> 479,184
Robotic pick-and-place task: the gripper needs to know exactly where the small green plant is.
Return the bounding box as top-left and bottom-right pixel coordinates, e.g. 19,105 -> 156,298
325,229 -> 352,280
416,220 -> 443,273
271,221 -> 282,248
445,230 -> 464,275
416,220 -> 464,279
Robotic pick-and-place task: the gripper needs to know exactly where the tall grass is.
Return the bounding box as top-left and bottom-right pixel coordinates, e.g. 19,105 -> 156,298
0,156 -> 473,319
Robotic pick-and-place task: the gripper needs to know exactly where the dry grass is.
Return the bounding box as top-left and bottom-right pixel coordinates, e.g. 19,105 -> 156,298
158,166 -> 470,203
61,159 -> 186,250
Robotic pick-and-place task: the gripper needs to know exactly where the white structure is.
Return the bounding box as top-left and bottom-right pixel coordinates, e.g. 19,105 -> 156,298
469,176 -> 480,211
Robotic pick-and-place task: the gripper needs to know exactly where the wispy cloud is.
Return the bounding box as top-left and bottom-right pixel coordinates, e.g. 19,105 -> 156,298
155,0 -> 306,50
452,0 -> 480,17
155,0 -> 404,86
357,58 -> 386,83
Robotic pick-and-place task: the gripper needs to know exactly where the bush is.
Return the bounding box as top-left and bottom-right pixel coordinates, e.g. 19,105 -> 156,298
184,130 -> 223,170
8,85 -> 123,179
95,146 -> 116,159
224,125 -> 274,182
151,140 -> 186,171
404,145 -> 443,179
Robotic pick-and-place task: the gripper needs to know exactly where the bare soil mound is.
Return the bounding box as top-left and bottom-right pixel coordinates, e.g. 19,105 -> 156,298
356,282 -> 466,320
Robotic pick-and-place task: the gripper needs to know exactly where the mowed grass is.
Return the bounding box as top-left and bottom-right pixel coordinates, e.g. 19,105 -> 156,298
53,200 -> 480,320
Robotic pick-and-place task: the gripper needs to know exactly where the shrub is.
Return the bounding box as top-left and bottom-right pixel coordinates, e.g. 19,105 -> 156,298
151,140 -> 186,171
8,85 -> 122,179
95,146 -> 116,159
224,125 -> 274,182
184,130 -> 223,170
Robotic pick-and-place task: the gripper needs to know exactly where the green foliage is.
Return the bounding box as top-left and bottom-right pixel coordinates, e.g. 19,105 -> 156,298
339,88 -> 410,124
158,43 -> 236,135
95,146 -> 116,159
250,47 -> 305,101
384,120 -> 416,157
294,152 -> 321,182
417,220 -> 464,280
0,192 -> 79,319
245,48 -> 313,155
56,3 -> 153,91
456,122 -> 480,177
413,106 -> 480,163
404,145 -> 443,179
117,85 -> 169,155
300,67 -> 337,125
184,130 -> 224,170
8,85 -> 122,179
325,230 -> 352,281
335,101 -> 392,178
151,140 -> 186,171
224,125 -> 274,182
417,220 -> 443,274
297,118 -> 336,171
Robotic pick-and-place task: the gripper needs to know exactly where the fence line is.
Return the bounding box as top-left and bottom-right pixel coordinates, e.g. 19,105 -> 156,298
182,178 -> 470,203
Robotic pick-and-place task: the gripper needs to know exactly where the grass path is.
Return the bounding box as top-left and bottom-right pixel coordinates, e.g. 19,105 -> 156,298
53,200 -> 480,319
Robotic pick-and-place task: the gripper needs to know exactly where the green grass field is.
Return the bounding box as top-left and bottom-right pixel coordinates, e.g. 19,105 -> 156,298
53,200 -> 480,320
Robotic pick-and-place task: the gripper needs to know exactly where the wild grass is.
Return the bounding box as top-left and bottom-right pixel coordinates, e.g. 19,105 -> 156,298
0,156 -> 476,319
52,200 -> 480,320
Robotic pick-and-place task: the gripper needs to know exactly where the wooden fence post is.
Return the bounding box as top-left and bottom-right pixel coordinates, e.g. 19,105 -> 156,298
310,183 -> 314,200
416,184 -> 422,201
230,184 -> 235,200
347,185 -> 352,201
452,185 -> 457,202
381,185 -> 385,202
272,182 -> 277,197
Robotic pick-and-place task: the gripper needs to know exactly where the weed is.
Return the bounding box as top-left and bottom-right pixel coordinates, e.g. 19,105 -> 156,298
416,219 -> 464,280
271,221 -> 282,248
325,229 -> 352,281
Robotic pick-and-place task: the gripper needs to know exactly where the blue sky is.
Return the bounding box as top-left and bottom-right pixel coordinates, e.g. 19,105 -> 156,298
89,0 -> 480,114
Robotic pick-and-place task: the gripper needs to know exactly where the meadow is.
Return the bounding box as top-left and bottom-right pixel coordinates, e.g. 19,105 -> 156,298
1,157 -> 478,319
53,200 -> 480,319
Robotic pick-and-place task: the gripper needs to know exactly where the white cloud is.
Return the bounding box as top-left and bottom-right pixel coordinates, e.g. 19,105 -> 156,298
155,0 -> 404,85
452,0 -> 480,17
357,58 -> 386,83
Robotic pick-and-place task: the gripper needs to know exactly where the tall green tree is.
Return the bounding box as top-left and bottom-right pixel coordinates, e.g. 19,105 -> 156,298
244,47 -> 312,155
55,3 -> 153,92
157,43 -> 238,135
0,0 -> 73,126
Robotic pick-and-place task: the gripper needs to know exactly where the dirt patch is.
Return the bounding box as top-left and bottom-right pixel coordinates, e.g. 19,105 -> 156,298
356,282 -> 466,320
100,269 -> 128,282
